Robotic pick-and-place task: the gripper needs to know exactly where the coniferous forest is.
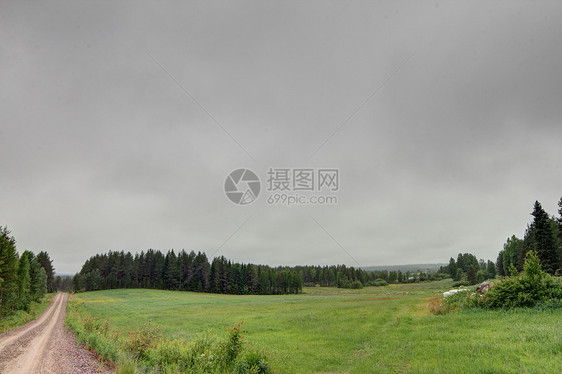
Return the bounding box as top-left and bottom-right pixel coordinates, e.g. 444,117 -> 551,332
0,226 -> 53,317
73,248 -> 454,296
73,250 -> 304,295
497,198 -> 562,276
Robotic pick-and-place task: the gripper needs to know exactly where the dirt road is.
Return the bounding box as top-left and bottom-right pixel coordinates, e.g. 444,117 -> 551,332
0,293 -> 111,374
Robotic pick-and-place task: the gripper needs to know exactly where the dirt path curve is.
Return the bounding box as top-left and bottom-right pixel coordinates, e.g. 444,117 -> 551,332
0,293 -> 112,374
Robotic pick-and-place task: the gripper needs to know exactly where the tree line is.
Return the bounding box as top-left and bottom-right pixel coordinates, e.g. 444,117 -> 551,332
73,249 -> 303,295
296,264 -> 448,287
438,253 -> 496,285
497,198 -> 562,276
0,226 -> 55,316
74,247 -> 453,296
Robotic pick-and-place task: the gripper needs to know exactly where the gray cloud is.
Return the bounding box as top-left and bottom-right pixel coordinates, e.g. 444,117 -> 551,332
1,0 -> 561,274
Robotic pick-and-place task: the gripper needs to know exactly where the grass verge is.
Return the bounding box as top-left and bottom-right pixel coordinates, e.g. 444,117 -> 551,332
0,293 -> 55,334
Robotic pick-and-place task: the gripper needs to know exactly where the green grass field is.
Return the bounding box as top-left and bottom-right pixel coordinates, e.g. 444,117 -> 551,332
72,281 -> 562,373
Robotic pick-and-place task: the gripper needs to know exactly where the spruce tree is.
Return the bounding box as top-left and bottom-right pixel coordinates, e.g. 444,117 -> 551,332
0,226 -> 19,315
558,196 -> 562,271
36,267 -> 48,301
16,251 -> 31,311
37,251 -> 55,292
487,260 -> 496,278
467,265 -> 477,285
448,257 -> 456,277
531,201 -> 558,274
496,251 -> 505,276
558,196 -> 562,225
28,252 -> 40,300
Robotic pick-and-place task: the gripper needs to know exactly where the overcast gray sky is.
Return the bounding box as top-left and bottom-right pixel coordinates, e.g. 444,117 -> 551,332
1,0 -> 561,275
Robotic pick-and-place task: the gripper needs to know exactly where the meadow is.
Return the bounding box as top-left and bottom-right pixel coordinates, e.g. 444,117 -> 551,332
71,281 -> 562,373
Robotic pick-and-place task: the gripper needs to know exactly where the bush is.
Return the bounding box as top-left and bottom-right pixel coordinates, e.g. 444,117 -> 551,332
431,273 -> 449,281
487,251 -> 562,309
234,349 -> 272,374
452,280 -> 470,287
350,280 -> 363,289
366,279 -> 388,287
124,322 -> 163,359
223,323 -> 244,363
338,280 -> 364,289
430,287 -> 491,315
433,251 -> 562,314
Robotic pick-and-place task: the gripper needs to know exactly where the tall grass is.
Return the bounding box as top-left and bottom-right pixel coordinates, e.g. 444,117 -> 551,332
65,296 -> 271,373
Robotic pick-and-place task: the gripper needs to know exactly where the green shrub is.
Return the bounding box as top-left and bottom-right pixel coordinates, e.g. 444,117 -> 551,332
433,251 -> 562,313
534,298 -> 562,310
146,339 -> 189,370
338,280 -> 364,289
234,349 -> 272,374
124,322 -> 163,359
446,289 -> 489,310
436,251 -> 562,313
350,280 -> 363,289
431,273 -> 449,281
223,323 -> 245,363
452,280 -> 470,287
487,251 -> 562,309
367,279 -> 388,287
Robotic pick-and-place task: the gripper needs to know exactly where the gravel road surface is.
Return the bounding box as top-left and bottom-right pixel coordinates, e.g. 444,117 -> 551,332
0,293 -> 112,374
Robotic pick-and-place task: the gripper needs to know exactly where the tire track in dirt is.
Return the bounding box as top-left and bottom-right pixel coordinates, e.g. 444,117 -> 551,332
0,293 -> 64,355
0,293 -> 111,374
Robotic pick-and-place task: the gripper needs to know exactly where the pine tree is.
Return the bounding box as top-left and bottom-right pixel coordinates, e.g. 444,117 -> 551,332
531,201 -> 558,274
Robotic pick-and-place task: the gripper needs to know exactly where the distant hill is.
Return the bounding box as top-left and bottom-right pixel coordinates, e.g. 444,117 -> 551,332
363,263 -> 447,273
